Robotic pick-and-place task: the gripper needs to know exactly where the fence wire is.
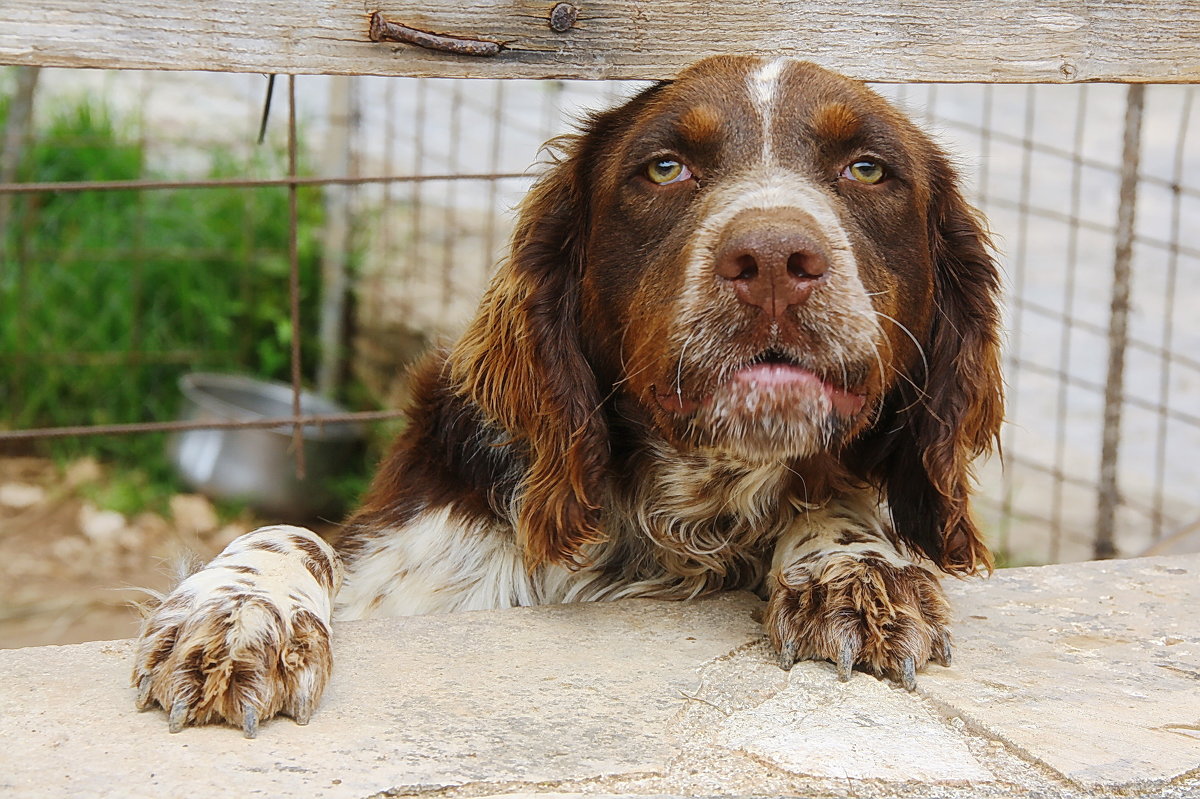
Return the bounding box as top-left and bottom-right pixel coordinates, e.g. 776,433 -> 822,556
1,68 -> 1197,566
879,81 -> 1200,564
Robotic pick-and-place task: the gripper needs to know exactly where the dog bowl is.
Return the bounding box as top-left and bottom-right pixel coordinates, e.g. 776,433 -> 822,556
168,372 -> 365,520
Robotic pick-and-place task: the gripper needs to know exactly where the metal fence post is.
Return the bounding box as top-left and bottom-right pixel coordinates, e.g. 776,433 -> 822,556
1095,84 -> 1146,560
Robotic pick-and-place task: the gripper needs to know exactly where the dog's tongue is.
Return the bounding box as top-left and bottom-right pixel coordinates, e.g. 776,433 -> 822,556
732,363 -> 866,416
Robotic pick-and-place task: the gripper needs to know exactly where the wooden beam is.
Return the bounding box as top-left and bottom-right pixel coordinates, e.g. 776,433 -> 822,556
1,1 -> 1198,83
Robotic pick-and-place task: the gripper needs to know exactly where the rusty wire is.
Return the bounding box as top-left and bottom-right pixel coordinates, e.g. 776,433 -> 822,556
885,81 -> 1200,565
0,411 -> 407,442
286,74 -> 306,481
935,115 -> 1200,202
0,79 -> 537,456
4,74 -> 1198,566
0,172 -> 530,195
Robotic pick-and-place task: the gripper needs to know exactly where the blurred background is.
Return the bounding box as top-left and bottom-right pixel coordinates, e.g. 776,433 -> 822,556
1,67 -> 1197,647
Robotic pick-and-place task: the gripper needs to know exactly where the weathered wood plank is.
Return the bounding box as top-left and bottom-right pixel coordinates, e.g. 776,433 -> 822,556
1,1 -> 1198,83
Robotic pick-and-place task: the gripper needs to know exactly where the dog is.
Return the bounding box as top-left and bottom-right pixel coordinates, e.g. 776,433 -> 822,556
132,55 -> 1003,738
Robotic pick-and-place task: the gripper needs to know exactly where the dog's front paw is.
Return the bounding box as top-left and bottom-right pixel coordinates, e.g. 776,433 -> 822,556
131,526 -> 342,737
765,553 -> 952,690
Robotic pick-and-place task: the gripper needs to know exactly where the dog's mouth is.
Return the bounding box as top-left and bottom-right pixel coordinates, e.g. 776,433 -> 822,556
655,348 -> 867,418
730,349 -> 867,417
735,348 -> 815,384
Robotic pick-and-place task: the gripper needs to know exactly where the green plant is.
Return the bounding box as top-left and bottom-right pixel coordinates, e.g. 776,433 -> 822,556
0,88 -> 367,516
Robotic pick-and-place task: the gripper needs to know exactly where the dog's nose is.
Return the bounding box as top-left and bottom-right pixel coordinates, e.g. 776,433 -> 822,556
714,213 -> 829,319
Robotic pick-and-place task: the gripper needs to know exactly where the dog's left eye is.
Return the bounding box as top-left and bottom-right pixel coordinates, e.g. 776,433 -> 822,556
842,160 -> 887,184
647,159 -> 692,185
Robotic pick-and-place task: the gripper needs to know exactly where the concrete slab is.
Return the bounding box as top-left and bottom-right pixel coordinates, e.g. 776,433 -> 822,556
717,665 -> 994,783
3,555 -> 1200,799
928,554 -> 1200,788
0,594 -> 761,799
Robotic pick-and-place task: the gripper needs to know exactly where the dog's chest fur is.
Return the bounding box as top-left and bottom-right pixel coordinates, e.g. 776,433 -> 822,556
334,447 -> 811,619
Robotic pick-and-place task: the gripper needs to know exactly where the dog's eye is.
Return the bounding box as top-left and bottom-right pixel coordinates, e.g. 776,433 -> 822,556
647,159 -> 691,185
842,160 -> 886,184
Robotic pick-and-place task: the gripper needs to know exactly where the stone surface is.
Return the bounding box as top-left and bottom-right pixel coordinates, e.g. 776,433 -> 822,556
0,593 -> 761,799
167,493 -> 220,536
76,502 -> 127,545
3,555 -> 1200,799
0,482 -> 45,508
717,665 -> 993,783
930,555 -> 1200,788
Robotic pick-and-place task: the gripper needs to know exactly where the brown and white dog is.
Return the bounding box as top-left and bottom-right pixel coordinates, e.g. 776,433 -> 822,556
132,56 -> 1003,737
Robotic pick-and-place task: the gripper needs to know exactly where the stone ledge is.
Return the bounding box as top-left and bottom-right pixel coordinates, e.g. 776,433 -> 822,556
1,555 -> 1198,799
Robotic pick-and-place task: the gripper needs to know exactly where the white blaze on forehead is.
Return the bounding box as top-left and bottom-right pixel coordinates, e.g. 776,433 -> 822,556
750,58 -> 788,163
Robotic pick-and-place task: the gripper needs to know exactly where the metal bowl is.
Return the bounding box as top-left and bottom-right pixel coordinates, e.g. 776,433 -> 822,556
168,372 -> 365,520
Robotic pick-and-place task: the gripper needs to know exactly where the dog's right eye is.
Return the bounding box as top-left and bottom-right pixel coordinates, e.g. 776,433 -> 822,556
647,159 -> 692,185
842,160 -> 887,185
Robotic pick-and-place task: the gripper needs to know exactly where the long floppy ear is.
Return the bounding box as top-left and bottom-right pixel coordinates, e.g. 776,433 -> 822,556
872,156 -> 1005,575
446,146 -> 609,569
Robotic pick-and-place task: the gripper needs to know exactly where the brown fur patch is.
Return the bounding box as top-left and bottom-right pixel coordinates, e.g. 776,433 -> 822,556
291,533 -> 335,589
248,538 -> 288,554
810,102 -> 860,142
767,554 -> 952,678
158,593 -> 192,613
445,153 -> 609,569
143,627 -> 179,672
678,105 -> 723,149
835,530 -> 872,546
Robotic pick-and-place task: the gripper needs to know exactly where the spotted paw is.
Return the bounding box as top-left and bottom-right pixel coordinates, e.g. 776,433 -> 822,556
131,526 -> 342,737
764,552 -> 952,690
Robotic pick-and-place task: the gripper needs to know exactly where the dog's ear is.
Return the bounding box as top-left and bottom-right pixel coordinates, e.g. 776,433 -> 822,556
871,154 -> 1004,575
447,142 -> 609,569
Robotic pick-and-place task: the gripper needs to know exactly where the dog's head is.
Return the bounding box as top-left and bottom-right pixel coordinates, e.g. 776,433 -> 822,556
450,56 -> 1003,573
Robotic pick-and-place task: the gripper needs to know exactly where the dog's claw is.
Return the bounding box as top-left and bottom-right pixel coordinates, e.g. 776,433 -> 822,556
837,639 -> 855,682
167,699 -> 189,733
900,657 -> 917,691
242,704 -> 259,739
933,631 -> 953,667
135,674 -> 153,711
779,640 -> 798,671
291,696 -> 313,726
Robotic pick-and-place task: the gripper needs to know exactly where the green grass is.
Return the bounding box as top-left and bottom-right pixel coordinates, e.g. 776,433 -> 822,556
0,88 -> 373,517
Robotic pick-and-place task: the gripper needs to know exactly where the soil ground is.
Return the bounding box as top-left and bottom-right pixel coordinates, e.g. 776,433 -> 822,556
0,455 -> 336,649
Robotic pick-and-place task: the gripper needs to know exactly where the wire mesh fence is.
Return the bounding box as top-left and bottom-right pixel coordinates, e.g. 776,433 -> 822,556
2,67 -> 1197,568
881,81 -> 1200,565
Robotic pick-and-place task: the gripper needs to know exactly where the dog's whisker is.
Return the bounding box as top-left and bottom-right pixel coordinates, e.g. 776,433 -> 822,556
675,330 -> 698,399
871,310 -> 930,383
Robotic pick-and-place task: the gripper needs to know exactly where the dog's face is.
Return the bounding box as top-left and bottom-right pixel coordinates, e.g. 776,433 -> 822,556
450,56 -> 1002,571
575,57 -> 947,462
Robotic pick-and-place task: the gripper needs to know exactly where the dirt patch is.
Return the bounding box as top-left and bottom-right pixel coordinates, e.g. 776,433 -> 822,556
0,456 -> 314,649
